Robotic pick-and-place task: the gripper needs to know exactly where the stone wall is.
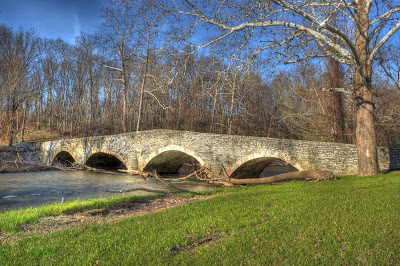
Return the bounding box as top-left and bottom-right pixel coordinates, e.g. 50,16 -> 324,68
16,142 -> 43,164
389,148 -> 400,170
17,129 -> 400,176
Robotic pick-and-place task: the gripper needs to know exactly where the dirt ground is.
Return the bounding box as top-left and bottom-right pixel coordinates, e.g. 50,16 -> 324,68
0,193 -> 215,245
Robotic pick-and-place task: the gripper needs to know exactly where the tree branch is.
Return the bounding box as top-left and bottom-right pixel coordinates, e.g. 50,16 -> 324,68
369,21 -> 400,62
321,87 -> 353,95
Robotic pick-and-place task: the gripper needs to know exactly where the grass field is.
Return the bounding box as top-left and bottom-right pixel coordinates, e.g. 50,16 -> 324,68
1,171 -> 400,265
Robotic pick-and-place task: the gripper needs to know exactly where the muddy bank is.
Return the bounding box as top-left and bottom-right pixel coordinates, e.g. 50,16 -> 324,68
0,163 -> 54,173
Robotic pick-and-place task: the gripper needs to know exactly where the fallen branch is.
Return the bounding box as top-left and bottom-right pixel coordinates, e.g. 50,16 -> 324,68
178,167 -> 336,186
226,170 -> 336,185
119,169 -> 154,179
82,165 -> 121,175
153,171 -> 195,193
105,187 -> 168,194
51,164 -> 69,171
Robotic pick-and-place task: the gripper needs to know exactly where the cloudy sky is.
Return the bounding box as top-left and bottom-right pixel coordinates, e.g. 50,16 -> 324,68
0,0 -> 105,43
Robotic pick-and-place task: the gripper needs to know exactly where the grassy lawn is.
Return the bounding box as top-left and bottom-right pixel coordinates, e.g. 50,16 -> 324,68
1,171 -> 400,265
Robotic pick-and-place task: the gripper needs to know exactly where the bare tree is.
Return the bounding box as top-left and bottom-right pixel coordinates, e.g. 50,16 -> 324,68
158,0 -> 400,176
134,1 -> 166,132
100,0 -> 139,133
0,25 -> 39,146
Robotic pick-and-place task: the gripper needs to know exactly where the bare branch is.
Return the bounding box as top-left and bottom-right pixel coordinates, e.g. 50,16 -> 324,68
321,87 -> 353,95
370,21 -> 400,62
370,7 -> 400,25
100,64 -> 122,72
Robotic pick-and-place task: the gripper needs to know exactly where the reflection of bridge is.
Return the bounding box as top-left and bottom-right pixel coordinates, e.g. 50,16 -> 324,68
19,130 -> 400,177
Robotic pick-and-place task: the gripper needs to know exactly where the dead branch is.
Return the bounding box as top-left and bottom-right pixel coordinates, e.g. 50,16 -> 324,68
51,164 -> 70,171
82,165 -> 121,175
153,171 -> 195,193
178,167 -> 336,186
177,170 -> 201,181
119,169 -> 154,179
321,87 -> 353,95
226,170 -> 336,184
105,187 -> 168,194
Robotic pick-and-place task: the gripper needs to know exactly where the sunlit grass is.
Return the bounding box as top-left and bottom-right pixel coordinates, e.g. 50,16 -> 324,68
1,171 -> 400,265
0,189 -> 219,234
0,195 -> 150,233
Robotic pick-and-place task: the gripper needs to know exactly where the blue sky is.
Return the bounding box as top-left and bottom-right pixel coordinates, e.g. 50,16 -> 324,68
0,0 -> 105,44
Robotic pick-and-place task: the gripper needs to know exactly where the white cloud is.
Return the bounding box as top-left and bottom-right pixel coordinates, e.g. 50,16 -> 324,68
72,13 -> 81,44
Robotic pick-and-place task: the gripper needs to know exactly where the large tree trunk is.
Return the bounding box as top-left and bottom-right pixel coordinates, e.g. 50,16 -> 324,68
354,0 -> 379,176
355,86 -> 378,175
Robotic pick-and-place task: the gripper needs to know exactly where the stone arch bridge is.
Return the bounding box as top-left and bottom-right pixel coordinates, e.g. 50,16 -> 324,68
18,129 -> 400,177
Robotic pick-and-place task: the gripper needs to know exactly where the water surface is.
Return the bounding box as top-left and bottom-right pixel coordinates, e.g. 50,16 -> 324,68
0,171 -> 211,212
0,165 -> 296,212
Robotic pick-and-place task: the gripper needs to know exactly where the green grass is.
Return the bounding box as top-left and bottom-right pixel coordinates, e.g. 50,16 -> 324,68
1,171 -> 400,265
0,195 -> 152,233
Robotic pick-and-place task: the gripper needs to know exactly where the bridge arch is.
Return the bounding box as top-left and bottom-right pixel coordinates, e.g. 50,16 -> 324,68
141,145 -> 204,175
51,150 -> 76,167
227,151 -> 304,179
85,149 -> 128,170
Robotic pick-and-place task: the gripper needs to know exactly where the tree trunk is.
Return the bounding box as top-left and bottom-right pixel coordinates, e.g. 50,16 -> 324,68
354,0 -> 379,176
325,58 -> 345,142
21,103 -> 28,142
8,108 -> 16,147
227,82 -> 235,135
119,46 -> 128,133
121,69 -> 128,133
227,170 -> 335,184
136,31 -> 151,132
210,86 -> 218,133
355,86 -> 378,175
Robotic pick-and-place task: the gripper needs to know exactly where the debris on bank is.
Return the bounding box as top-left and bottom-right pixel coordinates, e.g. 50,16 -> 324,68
0,145 -> 53,173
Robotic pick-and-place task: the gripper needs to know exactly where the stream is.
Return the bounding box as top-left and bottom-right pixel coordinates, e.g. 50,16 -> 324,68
0,165 -> 296,212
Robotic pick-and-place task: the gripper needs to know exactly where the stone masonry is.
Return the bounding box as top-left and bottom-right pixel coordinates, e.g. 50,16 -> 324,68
17,129 -> 400,177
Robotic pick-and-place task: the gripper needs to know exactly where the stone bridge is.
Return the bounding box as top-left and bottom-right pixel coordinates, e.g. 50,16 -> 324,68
18,129 -> 400,177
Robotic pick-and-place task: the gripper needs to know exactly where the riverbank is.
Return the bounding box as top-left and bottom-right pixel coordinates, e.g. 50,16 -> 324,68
0,146 -> 53,173
0,163 -> 54,173
1,171 -> 400,264
0,192 -> 216,245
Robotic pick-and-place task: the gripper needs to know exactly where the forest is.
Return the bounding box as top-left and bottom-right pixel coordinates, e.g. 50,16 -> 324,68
0,0 -> 399,155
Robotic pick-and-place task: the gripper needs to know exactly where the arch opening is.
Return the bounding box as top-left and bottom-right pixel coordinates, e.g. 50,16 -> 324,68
52,151 -> 75,167
230,158 -> 298,179
143,150 -> 201,175
86,152 -> 127,170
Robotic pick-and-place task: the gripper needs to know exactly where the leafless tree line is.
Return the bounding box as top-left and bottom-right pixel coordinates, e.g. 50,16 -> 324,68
0,0 -> 399,175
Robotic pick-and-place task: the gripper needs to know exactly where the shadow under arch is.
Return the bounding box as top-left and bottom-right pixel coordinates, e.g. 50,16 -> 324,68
86,151 -> 127,170
142,145 -> 204,175
52,150 -> 76,167
228,152 -> 302,179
